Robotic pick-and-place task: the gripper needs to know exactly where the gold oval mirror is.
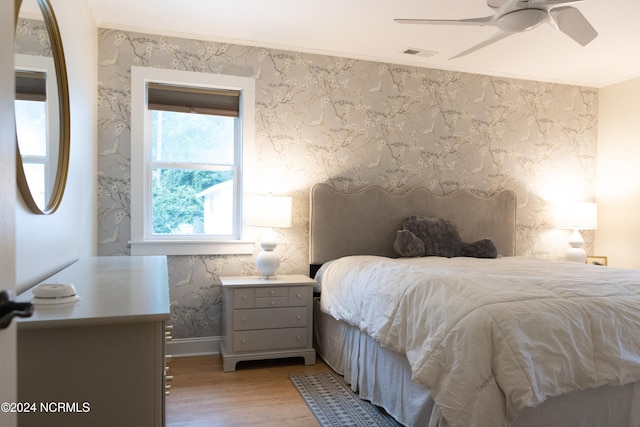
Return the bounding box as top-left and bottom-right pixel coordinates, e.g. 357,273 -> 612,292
14,0 -> 70,214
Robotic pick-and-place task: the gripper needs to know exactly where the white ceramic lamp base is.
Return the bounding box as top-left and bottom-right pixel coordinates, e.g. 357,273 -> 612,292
256,249 -> 280,278
565,228 -> 587,263
256,230 -> 281,278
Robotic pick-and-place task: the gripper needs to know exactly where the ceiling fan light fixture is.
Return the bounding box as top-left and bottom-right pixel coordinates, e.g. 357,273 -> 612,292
394,0 -> 597,59
496,9 -> 547,32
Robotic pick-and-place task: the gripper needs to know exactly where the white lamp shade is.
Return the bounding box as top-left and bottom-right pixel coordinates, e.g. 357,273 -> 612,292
555,202 -> 597,230
246,195 -> 292,228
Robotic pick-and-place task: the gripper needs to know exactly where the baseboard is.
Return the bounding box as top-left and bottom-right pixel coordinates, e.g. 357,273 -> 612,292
166,336 -> 221,358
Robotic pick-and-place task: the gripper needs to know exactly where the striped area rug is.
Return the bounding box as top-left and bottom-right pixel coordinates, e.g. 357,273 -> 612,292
289,372 -> 402,427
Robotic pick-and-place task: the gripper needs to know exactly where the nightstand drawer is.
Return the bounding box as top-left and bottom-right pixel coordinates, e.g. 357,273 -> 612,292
233,307 -> 308,330
233,328 -> 308,352
255,296 -> 289,308
255,287 -> 289,307
233,288 -> 255,309
256,287 -> 288,298
289,287 -> 308,306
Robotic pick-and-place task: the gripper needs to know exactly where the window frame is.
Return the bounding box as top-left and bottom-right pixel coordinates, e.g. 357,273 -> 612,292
130,66 -> 255,256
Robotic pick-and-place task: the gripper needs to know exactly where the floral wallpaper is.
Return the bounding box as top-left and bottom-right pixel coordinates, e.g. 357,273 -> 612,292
15,18 -> 51,56
97,29 -> 597,340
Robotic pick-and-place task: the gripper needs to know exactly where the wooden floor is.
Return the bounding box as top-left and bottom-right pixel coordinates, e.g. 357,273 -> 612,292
166,355 -> 332,427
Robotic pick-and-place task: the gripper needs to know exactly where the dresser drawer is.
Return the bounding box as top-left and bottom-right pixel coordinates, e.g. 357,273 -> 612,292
233,307 -> 308,331
233,328 -> 308,352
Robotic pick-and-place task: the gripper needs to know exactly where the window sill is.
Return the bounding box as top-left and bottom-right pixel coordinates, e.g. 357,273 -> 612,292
130,240 -> 255,256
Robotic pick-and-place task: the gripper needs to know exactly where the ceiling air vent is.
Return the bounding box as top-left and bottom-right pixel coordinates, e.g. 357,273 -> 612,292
402,48 -> 437,58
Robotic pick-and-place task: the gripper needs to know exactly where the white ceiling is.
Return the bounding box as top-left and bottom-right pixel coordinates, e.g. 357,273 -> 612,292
87,0 -> 640,88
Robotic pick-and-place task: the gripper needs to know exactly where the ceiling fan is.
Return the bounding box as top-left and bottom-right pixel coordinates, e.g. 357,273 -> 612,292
395,0 -> 598,59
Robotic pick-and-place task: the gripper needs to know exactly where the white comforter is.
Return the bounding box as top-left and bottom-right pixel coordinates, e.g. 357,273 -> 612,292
318,256 -> 640,427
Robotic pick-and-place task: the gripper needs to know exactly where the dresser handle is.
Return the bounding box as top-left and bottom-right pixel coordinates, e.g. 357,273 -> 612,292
270,290 -> 275,295
241,317 -> 247,323
296,315 -> 301,320
296,336 -> 301,340
270,300 -> 275,305
242,296 -> 247,300
296,294 -> 302,298
241,339 -> 246,344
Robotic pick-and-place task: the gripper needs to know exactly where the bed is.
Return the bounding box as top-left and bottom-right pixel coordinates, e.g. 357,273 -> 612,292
309,183 -> 640,427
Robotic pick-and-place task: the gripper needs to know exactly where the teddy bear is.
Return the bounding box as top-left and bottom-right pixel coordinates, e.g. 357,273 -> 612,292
393,215 -> 497,259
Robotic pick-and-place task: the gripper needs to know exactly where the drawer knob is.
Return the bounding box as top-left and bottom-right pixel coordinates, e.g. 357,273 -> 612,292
270,300 -> 275,305
242,296 -> 247,300
241,339 -> 246,344
296,335 -> 301,340
296,294 -> 302,298
270,290 -> 275,295
241,317 -> 247,323
296,315 -> 301,320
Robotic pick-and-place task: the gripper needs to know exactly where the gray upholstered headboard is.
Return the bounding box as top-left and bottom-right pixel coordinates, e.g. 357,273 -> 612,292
309,183 -> 516,268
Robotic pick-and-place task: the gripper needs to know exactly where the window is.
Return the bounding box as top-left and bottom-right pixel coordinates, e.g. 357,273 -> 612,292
130,67 -> 255,255
14,54 -> 59,210
15,94 -> 47,208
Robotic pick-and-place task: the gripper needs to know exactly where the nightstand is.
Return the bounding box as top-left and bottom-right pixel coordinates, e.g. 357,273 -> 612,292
220,274 -> 317,372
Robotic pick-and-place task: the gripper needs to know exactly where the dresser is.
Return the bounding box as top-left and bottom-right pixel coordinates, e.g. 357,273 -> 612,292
220,275 -> 316,372
16,256 -> 170,427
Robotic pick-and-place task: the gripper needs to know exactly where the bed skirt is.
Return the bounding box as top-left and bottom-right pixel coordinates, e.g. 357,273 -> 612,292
313,297 -> 640,427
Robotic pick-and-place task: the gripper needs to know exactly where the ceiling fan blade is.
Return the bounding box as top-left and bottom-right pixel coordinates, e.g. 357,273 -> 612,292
395,15 -> 496,26
488,0 -> 509,8
450,31 -> 513,59
529,0 -> 588,5
550,6 -> 597,46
